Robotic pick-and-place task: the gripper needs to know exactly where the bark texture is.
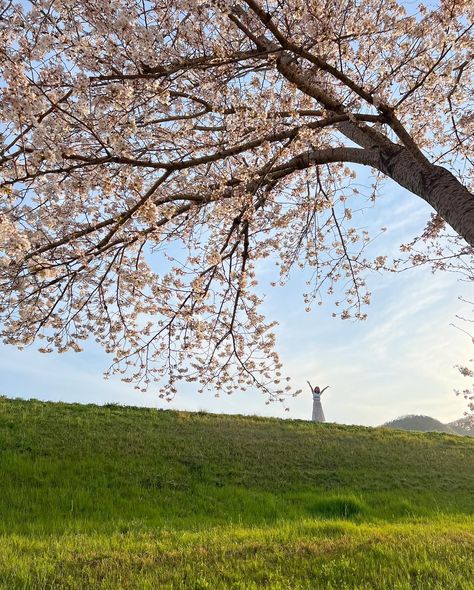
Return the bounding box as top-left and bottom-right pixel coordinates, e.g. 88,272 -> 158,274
273,49 -> 474,248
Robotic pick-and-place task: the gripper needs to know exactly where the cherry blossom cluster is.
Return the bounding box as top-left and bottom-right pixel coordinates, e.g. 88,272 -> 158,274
0,0 -> 473,408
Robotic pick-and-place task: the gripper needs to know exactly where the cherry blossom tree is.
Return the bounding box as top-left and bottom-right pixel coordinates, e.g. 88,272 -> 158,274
0,0 -> 473,408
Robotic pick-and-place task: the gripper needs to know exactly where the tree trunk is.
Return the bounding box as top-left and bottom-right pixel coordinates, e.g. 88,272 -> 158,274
337,120 -> 474,247
274,52 -> 474,248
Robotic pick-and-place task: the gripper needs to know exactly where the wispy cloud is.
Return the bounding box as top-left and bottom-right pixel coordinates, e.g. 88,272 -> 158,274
1,183 -> 471,427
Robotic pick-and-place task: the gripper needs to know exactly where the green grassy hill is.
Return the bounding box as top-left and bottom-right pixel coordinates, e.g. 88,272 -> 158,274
0,396 -> 473,589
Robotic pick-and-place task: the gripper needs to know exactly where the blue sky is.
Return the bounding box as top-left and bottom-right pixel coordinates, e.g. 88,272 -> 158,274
1,171 -> 471,426
1,0 -> 470,426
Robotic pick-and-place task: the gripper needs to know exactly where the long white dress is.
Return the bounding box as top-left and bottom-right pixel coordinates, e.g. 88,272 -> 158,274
312,391 -> 325,422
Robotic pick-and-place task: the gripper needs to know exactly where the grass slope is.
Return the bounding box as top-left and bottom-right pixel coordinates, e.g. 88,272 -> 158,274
0,396 -> 473,589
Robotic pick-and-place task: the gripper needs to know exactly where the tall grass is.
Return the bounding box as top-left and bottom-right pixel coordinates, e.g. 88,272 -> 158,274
0,396 -> 473,588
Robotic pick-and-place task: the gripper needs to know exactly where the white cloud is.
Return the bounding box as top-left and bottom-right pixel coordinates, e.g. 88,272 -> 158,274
1,182 -> 471,427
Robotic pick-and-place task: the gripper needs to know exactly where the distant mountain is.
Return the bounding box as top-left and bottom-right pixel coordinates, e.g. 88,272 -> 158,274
382,415 -> 456,434
447,416 -> 474,437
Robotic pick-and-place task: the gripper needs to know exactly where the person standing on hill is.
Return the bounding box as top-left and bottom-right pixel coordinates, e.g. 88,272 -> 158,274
307,381 -> 329,423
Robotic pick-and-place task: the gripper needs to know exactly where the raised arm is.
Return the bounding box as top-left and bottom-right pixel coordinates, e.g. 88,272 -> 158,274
307,380 -> 314,393
320,386 -> 330,395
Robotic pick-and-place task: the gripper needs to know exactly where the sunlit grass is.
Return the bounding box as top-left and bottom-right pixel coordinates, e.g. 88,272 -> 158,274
0,396 -> 473,588
1,522 -> 473,589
